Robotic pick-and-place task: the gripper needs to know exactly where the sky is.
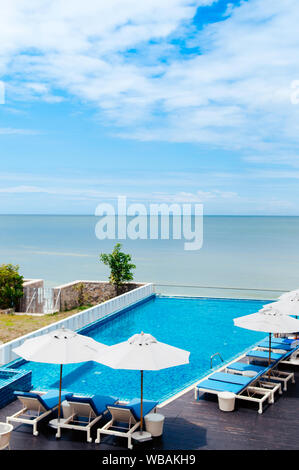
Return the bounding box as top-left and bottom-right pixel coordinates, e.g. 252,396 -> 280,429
0,0 -> 299,215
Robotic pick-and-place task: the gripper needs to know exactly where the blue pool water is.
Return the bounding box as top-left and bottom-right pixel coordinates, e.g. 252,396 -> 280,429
9,296 -> 268,402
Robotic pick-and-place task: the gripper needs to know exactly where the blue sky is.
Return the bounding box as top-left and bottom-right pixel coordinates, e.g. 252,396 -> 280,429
0,0 -> 299,215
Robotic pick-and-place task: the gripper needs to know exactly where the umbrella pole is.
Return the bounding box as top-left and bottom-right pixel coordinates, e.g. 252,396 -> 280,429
58,364 -> 63,422
131,369 -> 152,442
140,370 -> 143,434
268,333 -> 271,379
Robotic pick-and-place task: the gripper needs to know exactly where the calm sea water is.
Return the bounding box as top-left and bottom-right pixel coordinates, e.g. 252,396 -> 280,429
9,296 -> 267,401
0,215 -> 298,298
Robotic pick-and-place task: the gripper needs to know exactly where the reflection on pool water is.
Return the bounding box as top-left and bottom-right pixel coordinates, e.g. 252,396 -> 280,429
9,296 -> 267,402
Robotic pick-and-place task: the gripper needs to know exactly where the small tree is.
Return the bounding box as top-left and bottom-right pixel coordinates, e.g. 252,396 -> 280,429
100,243 -> 136,294
0,264 -> 24,310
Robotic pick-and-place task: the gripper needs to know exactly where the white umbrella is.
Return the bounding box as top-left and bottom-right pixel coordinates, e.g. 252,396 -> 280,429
234,306 -> 299,373
234,306 -> 299,333
265,299 -> 299,317
265,296 -> 299,338
13,327 -> 108,425
95,332 -> 190,441
279,289 -> 299,302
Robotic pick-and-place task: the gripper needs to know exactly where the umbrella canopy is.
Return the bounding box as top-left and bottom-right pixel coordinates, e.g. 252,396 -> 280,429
264,297 -> 299,338
97,332 -> 190,371
279,289 -> 299,301
95,332 -> 190,439
265,300 -> 299,316
13,327 -> 106,363
13,327 -> 109,423
267,289 -> 299,316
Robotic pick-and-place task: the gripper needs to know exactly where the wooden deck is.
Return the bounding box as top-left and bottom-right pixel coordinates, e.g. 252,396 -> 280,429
1,362 -> 299,451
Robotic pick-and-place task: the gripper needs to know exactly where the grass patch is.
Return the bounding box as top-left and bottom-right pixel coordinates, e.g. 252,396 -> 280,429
0,304 -> 94,344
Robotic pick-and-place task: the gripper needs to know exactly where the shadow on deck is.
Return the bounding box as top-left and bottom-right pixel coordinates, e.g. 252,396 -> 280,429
1,363 -> 299,451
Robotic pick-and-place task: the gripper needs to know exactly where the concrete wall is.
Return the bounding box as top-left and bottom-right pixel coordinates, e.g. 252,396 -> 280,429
19,279 -> 44,313
18,279 -> 144,313
23,279 -> 44,288
54,280 -> 144,311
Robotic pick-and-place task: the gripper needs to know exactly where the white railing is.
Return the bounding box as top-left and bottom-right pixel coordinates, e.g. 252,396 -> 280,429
0,283 -> 154,366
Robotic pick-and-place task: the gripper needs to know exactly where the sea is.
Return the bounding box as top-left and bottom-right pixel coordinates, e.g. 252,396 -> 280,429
0,215 -> 298,300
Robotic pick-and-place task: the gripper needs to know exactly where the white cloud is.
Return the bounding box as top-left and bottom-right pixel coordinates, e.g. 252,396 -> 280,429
0,179 -> 297,215
0,0 -> 299,158
0,128 -> 39,135
155,189 -> 239,202
244,153 -> 299,168
0,184 -> 239,203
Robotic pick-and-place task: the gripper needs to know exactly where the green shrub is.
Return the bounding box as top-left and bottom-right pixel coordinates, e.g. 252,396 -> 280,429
100,243 -> 136,294
0,264 -> 24,310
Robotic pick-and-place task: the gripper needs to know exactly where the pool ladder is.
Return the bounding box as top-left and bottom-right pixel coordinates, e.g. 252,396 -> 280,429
210,352 -> 224,369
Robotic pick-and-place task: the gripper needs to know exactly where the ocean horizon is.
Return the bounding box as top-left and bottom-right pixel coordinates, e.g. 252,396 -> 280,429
1,214 -> 298,300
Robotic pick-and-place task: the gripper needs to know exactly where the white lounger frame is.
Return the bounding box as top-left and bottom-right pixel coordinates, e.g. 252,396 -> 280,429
95,404 -> 157,450
6,391 -> 56,436
226,369 -> 283,398
56,399 -> 106,442
194,344 -> 299,416
253,379 -> 282,400
249,346 -> 296,391
261,370 -> 295,391
280,350 -> 299,367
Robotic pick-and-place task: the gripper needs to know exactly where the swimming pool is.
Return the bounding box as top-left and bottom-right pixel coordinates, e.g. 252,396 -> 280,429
8,296 -> 268,402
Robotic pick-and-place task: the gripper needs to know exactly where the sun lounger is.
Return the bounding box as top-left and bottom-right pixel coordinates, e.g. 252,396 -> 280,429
6,389 -> 70,436
211,371 -> 281,399
55,394 -> 118,442
261,368 -> 295,391
275,338 -> 298,346
257,340 -> 295,351
95,398 -> 158,449
226,361 -> 266,375
271,337 -> 299,346
280,349 -> 299,366
195,377 -> 272,414
246,349 -> 285,362
209,371 -> 254,386
228,354 -> 294,392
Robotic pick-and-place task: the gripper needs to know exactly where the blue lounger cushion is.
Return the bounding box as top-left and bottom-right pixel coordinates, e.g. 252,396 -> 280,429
209,372 -> 253,386
64,394 -> 118,416
14,389 -> 70,411
246,350 -> 284,361
197,379 -> 244,394
272,338 -> 298,345
110,398 -> 158,421
227,362 -> 267,375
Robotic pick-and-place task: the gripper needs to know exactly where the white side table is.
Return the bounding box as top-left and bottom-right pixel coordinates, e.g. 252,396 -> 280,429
144,413 -> 165,437
0,422 -> 13,450
218,392 -> 235,412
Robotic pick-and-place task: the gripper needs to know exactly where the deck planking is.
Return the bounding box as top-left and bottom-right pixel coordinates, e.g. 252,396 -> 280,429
0,362 -> 298,451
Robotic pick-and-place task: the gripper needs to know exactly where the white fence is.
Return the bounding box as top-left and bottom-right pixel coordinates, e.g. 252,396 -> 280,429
21,287 -> 60,314
0,283 -> 154,366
